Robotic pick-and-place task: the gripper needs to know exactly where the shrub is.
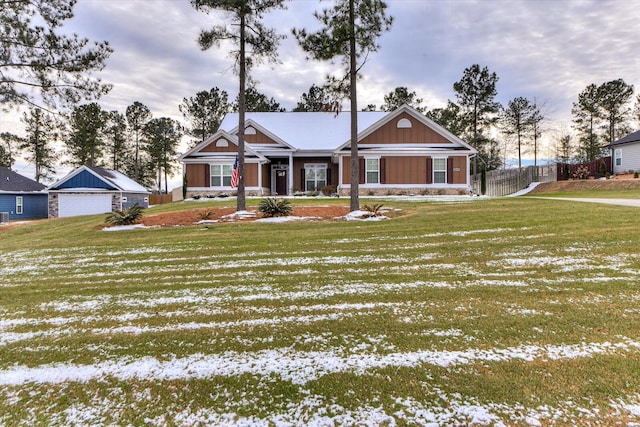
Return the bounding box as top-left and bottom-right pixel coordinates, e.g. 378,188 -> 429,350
197,210 -> 213,221
321,185 -> 337,196
258,197 -> 292,217
572,165 -> 590,180
363,203 -> 384,216
634,171 -> 639,179
105,203 -> 144,226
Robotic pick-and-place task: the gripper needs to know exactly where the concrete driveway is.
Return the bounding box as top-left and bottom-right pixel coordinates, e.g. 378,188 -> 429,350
532,197 -> 640,207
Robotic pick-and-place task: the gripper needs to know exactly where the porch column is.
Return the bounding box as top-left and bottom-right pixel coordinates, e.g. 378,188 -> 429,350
337,155 -> 343,193
288,154 -> 294,195
258,162 -> 263,195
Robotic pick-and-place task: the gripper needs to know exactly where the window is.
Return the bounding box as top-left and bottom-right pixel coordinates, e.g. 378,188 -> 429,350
16,196 -> 23,215
211,164 -> 233,187
397,118 -> 412,128
615,149 -> 622,166
305,164 -> 327,191
366,159 -> 380,184
433,158 -> 446,184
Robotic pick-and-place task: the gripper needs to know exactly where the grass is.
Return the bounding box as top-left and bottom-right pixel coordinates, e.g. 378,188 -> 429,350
1,196 -> 640,425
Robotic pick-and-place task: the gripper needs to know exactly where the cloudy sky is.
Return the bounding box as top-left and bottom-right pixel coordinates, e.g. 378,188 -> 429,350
4,0 -> 640,177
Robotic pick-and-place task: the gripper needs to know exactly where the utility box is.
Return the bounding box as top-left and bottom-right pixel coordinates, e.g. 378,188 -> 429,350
0,212 -> 8,223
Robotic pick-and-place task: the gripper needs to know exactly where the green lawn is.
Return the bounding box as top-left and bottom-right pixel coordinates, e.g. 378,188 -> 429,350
1,196 -> 639,425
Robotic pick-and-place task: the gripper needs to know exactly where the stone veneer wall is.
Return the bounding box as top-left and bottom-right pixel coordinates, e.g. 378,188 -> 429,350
48,192 -> 119,218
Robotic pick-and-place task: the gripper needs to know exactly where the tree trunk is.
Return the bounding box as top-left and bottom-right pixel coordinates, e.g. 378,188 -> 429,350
237,12 -> 247,211
349,0 -> 359,212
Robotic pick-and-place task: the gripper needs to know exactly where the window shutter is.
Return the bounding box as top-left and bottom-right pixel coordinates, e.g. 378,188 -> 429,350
447,158 -> 453,184
327,168 -> 332,185
380,158 -> 386,184
359,158 -> 365,184
426,157 -> 432,184
205,165 -> 210,187
301,168 -> 305,191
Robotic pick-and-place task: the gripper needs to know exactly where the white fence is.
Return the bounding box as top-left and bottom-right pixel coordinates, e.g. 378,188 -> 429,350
471,165 -> 556,197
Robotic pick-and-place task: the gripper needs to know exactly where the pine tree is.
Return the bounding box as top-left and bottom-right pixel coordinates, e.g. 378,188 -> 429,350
179,87 -> 230,146
105,111 -> 129,172
572,84 -> 602,162
191,0 -> 286,212
65,103 -> 107,167
381,87 -> 425,112
1,0 -> 112,109
500,97 -> 536,170
143,118 -> 182,194
294,0 -> 393,211
453,64 -> 501,172
293,84 -> 331,112
597,79 -> 633,145
20,108 -> 58,182
125,101 -> 152,183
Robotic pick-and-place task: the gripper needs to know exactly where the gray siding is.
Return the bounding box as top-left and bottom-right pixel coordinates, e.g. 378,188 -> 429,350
613,144 -> 640,174
122,193 -> 149,209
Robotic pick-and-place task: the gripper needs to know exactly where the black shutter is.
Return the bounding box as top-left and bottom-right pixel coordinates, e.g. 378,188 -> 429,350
380,158 -> 386,184
447,158 -> 453,184
326,168 -> 332,185
301,168 -> 305,192
359,158 -> 365,184
426,157 -> 432,184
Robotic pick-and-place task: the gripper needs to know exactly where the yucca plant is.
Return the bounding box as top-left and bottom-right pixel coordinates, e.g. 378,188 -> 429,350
363,203 -> 384,216
258,197 -> 292,217
105,203 -> 144,226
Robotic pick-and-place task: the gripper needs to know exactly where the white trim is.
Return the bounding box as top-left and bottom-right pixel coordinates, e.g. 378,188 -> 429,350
16,196 -> 23,215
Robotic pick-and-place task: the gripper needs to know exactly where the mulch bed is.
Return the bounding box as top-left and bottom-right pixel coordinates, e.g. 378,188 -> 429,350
140,205 -> 352,227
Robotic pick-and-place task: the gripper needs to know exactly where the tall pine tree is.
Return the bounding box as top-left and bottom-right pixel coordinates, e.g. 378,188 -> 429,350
191,0 -> 286,211
294,0 -> 393,211
20,108 -> 58,182
1,0 -> 112,109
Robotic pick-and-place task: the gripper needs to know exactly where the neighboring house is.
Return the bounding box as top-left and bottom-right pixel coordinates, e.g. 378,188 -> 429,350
608,130 -> 640,175
48,166 -> 150,218
0,166 -> 48,220
179,104 -> 477,197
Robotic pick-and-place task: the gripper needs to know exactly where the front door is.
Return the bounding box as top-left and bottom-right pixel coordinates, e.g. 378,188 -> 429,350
275,170 -> 287,195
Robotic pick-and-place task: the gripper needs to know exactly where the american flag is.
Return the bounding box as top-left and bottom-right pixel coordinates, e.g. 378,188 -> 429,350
230,156 -> 239,188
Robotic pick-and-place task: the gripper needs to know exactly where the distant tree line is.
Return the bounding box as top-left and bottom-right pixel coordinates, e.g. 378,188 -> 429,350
3,0 -> 639,197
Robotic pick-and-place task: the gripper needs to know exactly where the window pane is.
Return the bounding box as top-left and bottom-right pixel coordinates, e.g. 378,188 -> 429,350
211,176 -> 221,186
223,165 -> 232,175
366,159 -> 379,171
433,159 -> 446,171
317,180 -> 326,189
306,180 -> 315,191
317,168 -> 326,180
222,176 -> 231,186
434,171 -> 446,184
211,165 -> 221,175
306,169 -> 316,180
367,172 -> 379,184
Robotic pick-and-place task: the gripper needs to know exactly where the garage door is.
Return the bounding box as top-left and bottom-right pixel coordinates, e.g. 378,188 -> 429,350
58,193 -> 113,217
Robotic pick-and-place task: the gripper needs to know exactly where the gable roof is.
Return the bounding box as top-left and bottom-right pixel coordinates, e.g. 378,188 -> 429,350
217,105 -> 475,153
219,110 -> 388,151
608,130 -> 640,148
0,167 -> 47,193
49,166 -> 149,193
179,129 -> 267,162
334,104 -> 476,153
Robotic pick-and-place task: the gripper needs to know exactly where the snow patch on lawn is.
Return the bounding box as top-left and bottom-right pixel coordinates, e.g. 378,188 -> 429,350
2,338 -> 638,386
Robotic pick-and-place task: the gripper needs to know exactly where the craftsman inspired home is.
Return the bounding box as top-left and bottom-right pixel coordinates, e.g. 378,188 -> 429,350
607,129 -> 640,175
48,166 -> 150,218
0,166 -> 48,220
179,105 -> 476,197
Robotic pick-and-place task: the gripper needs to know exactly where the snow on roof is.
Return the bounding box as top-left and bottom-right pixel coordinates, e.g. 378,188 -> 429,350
87,166 -> 149,193
219,111 -> 388,151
